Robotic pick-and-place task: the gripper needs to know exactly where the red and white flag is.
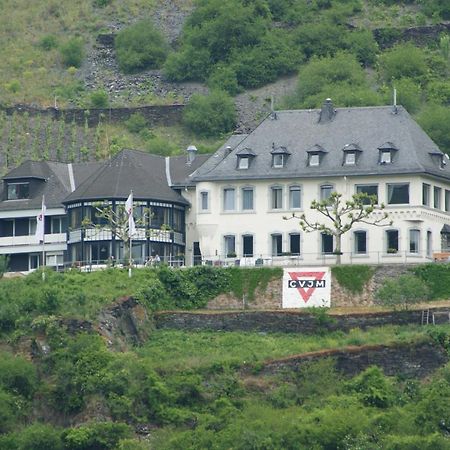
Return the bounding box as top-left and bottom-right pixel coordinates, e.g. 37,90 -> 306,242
125,191 -> 136,237
35,196 -> 46,242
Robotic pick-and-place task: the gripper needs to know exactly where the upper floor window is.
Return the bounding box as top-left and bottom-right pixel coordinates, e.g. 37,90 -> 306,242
445,190 -> 450,212
238,157 -> 249,169
356,184 -> 378,204
236,148 -> 255,170
223,188 -> 236,211
272,154 -> 285,168
289,186 -> 301,209
309,153 -> 320,167
387,183 -> 409,204
271,186 -> 283,210
434,186 -> 442,209
380,150 -> 392,164
307,144 -> 327,168
271,144 -> 290,168
342,144 -> 361,166
7,182 -> 29,200
320,184 -> 334,202
200,191 -> 209,211
242,187 -> 254,211
422,183 -> 430,206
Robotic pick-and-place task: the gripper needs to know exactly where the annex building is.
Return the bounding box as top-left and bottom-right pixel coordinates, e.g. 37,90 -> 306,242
1,100 -> 450,271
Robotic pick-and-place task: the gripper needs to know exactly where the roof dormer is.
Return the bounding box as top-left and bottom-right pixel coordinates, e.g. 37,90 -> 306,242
342,143 -> 362,166
378,142 -> 398,165
307,144 -> 328,167
270,143 -> 291,168
236,148 -> 256,170
429,149 -> 448,170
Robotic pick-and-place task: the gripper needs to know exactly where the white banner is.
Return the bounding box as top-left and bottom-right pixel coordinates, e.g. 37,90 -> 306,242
282,267 -> 331,308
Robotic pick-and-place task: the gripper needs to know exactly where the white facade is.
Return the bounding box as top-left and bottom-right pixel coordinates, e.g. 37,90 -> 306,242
186,174 -> 450,266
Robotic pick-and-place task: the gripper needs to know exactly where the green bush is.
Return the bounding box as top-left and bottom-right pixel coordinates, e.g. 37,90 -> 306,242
331,265 -> 374,294
89,90 -> 109,108
93,0 -> 112,7
417,104 -> 450,155
413,263 -> 450,299
0,389 -> 23,433
389,77 -> 422,114
59,38 -> 84,68
39,35 -> 58,51
375,274 -> 430,310
183,90 -> 236,137
115,21 -> 168,73
0,255 -> 9,278
16,423 -> 63,450
207,65 -> 241,96
125,113 -> 147,134
0,352 -> 37,399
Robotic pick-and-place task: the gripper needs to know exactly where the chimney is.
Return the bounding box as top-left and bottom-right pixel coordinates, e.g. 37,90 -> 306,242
186,144 -> 197,165
319,98 -> 335,123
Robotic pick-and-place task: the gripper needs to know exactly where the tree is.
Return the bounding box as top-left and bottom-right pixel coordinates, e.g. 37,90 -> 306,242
285,192 -> 391,264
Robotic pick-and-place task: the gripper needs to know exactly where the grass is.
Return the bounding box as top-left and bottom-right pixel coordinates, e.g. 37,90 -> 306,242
137,324 -> 447,373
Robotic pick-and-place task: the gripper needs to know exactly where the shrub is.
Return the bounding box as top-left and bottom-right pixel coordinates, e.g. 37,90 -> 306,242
375,274 -> 430,310
39,35 -> 58,51
125,113 -> 147,134
16,423 -> 63,450
89,90 -> 109,108
391,77 -> 422,114
331,265 -> 374,294
183,90 -> 236,137
115,21 -> 168,73
0,389 -> 22,433
93,0 -> 112,7
413,263 -> 450,299
207,65 -> 241,96
0,255 -> 9,277
417,104 -> 450,155
0,352 -> 37,399
60,38 -> 84,68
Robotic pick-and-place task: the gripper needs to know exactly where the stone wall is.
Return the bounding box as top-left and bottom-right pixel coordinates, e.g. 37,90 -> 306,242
154,307 -> 450,334
1,104 -> 184,128
258,341 -> 449,379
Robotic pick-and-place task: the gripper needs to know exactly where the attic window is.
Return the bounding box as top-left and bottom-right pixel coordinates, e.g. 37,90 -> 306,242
378,142 -> 398,165
344,152 -> 356,165
7,182 -> 29,200
271,144 -> 290,168
429,150 -> 448,170
309,153 -> 320,166
342,143 -> 361,166
236,148 -> 255,170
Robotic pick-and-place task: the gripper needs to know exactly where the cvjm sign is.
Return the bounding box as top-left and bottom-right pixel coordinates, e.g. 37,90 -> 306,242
282,267 -> 331,308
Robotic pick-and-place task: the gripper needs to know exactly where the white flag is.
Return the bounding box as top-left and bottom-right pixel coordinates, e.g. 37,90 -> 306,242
125,191 -> 136,237
35,196 -> 46,242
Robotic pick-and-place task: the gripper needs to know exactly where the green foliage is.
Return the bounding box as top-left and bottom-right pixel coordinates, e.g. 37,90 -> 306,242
15,423 -> 63,450
39,35 -> 58,51
0,255 -> 9,277
332,265 -> 374,293
124,113 -> 148,134
207,65 -> 241,96
375,274 -> 430,310
183,90 -> 236,137
392,77 -> 422,113
93,0 -> 112,7
0,352 -> 37,399
63,422 -> 131,450
115,20 -> 169,73
59,37 -> 84,68
378,43 -> 428,81
417,104 -> 450,155
346,366 -> 396,408
0,389 -> 23,433
89,89 -> 109,108
413,263 -> 450,299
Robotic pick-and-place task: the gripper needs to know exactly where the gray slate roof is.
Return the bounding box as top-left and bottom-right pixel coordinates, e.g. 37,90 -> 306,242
63,149 -> 188,205
169,153 -> 211,187
192,106 -> 450,182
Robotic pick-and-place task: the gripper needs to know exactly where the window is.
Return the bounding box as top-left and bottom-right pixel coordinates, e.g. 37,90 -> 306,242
271,234 -> 282,256
380,150 -> 392,164
238,157 -> 249,169
422,183 -> 430,206
0,219 -> 13,237
409,229 -> 420,254
320,184 -> 334,201
354,230 -> 367,254
387,183 -> 409,204
50,217 -> 63,234
344,152 -> 356,165
223,188 -> 236,211
309,153 -> 320,166
434,186 -> 442,209
7,182 -> 29,200
289,186 -> 301,209
224,235 -> 236,257
242,235 -> 254,257
242,187 -> 254,211
289,233 -> 301,255
200,191 -> 209,211
356,184 -> 378,204
427,231 -> 432,257
271,186 -> 283,209
321,233 -> 333,254
386,230 -> 399,253
272,154 -> 285,168
446,190 -> 450,212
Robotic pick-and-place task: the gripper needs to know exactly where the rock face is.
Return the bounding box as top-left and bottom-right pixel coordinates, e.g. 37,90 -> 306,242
97,296 -> 154,350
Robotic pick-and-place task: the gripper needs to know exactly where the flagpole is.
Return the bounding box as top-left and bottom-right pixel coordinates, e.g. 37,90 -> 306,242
42,230 -> 46,282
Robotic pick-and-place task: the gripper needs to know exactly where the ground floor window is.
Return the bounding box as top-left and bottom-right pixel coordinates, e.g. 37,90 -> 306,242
224,235 -> 236,257
271,234 -> 282,256
289,233 -> 300,255
242,235 -> 254,257
354,230 -> 367,254
321,233 -> 333,254
409,229 -> 420,254
386,230 -> 399,253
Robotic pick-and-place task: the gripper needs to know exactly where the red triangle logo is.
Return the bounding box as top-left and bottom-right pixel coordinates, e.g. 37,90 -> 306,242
288,271 -> 326,303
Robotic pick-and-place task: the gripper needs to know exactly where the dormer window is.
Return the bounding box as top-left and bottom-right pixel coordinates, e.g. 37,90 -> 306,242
342,143 -> 362,166
271,143 -> 290,168
236,148 -> 256,170
7,182 -> 29,200
429,150 -> 448,170
307,144 -> 327,167
378,142 -> 398,165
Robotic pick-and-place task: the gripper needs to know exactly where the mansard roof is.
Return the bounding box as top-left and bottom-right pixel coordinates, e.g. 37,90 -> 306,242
63,149 -> 188,205
192,105 -> 450,182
